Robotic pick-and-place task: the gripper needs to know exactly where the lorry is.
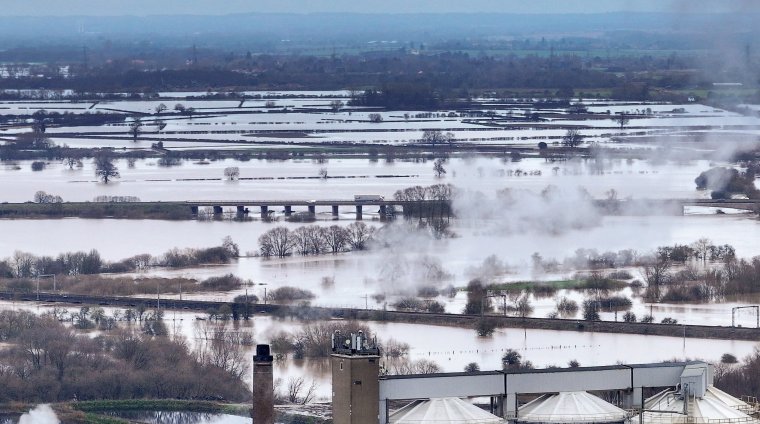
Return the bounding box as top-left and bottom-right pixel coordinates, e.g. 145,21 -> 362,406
354,194 -> 384,202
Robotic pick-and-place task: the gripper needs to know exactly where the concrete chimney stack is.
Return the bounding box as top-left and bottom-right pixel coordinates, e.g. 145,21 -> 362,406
252,344 -> 274,424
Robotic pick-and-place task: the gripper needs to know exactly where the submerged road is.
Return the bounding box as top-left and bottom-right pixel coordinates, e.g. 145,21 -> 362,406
2,291 -> 759,342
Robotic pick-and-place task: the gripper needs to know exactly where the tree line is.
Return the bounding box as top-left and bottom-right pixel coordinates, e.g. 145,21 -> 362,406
258,222 -> 374,258
0,310 -> 250,402
0,237 -> 239,279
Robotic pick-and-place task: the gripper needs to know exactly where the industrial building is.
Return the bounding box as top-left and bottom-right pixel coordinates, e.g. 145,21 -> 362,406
327,332 -> 759,424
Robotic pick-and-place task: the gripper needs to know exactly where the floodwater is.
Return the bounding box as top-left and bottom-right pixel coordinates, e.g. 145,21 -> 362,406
0,300 -> 755,402
8,97 -> 757,148
0,156 -> 717,203
2,214 -> 760,321
105,411 -> 249,424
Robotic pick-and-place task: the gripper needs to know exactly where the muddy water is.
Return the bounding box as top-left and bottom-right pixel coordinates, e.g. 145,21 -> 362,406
2,212 -> 760,324
0,300 -> 756,401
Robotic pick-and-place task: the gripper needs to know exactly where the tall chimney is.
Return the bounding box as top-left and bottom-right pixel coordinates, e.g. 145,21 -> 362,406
252,344 -> 274,424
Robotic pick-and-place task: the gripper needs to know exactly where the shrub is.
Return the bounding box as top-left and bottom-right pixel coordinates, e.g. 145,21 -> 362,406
556,297 -> 579,315
582,300 -> 601,321
200,274 -> 243,291
267,287 -> 315,302
721,353 -> 738,364
476,317 -> 497,337
622,311 -> 637,322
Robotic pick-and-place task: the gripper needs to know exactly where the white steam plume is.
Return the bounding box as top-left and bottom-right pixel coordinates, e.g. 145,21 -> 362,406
19,405 -> 59,424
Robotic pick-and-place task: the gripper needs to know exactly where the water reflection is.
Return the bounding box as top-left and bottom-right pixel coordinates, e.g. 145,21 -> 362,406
106,410 -> 250,424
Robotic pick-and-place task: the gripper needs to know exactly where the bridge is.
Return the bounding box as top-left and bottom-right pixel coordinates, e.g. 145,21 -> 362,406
135,197 -> 760,218
182,199 -> 410,220
2,197 -> 756,221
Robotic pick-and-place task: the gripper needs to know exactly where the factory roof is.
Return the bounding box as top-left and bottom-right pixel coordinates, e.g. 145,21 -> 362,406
390,397 -> 505,424
516,391 -> 629,423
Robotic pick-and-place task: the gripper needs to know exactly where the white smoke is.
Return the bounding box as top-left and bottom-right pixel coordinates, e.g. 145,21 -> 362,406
19,405 -> 59,424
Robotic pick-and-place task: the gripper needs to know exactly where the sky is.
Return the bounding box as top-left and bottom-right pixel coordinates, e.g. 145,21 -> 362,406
0,0 -> 758,16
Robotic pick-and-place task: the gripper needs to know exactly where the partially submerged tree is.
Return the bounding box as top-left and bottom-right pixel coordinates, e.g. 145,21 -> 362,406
433,158 -> 447,178
129,117 -> 143,142
95,153 -> 120,184
562,129 -> 584,148
616,112 -> 630,130
224,166 -> 240,181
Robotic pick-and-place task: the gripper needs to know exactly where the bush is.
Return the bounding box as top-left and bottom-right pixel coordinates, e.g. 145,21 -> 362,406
556,297 -> 579,315
392,297 -> 426,311
31,161 -> 46,171
622,311 -> 637,322
267,287 -> 315,302
661,317 -> 678,324
598,295 -> 633,311
582,300 -> 600,321
476,317 -> 497,337
721,353 -> 738,364
200,274 -> 243,291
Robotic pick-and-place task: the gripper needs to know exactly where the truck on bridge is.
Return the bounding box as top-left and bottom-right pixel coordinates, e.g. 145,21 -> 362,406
354,194 -> 385,202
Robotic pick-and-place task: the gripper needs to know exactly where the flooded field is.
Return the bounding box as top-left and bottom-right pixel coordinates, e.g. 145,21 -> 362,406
0,300 -> 755,401
1,94 -> 760,405
0,155 -> 725,203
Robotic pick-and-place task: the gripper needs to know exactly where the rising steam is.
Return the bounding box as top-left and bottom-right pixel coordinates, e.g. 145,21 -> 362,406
19,405 -> 59,424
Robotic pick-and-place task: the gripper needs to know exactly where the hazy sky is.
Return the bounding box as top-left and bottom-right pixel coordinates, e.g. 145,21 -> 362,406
1,0 -> 758,16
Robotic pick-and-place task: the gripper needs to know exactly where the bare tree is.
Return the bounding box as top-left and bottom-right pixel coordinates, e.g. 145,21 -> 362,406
259,227 -> 296,258
293,226 -> 326,256
318,168 -> 328,179
286,377 -> 318,404
433,158 -> 447,178
692,238 -> 712,266
322,225 -> 350,253
192,323 -> 249,379
616,112 -> 630,130
63,153 -> 82,169
330,100 -> 344,112
562,129 -> 584,148
348,222 -> 374,250
155,103 -> 167,114
129,117 -> 143,142
368,113 -> 383,123
95,153 -> 120,184
420,129 -> 446,146
224,166 -> 240,181
642,255 -> 671,300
